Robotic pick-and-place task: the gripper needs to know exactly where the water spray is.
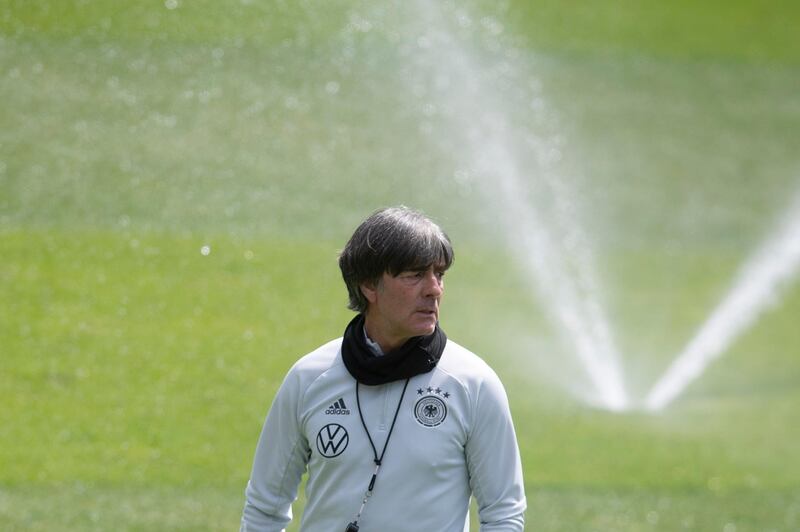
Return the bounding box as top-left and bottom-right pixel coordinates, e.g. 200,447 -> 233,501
645,191 -> 800,410
411,2 -> 629,410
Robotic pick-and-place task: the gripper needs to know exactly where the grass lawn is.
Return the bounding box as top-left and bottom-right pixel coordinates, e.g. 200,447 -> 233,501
2,1 -> 800,530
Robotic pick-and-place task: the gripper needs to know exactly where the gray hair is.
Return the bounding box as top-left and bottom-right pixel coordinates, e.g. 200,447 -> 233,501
338,206 -> 455,313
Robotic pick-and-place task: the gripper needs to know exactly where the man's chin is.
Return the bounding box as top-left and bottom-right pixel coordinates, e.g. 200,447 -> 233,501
414,321 -> 437,337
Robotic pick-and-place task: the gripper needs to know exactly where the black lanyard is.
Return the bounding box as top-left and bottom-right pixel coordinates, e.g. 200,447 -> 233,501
346,378 -> 410,531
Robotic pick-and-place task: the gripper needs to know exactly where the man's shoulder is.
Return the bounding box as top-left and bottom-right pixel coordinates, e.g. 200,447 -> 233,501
438,339 -> 500,382
438,339 -> 513,413
288,337 -> 344,379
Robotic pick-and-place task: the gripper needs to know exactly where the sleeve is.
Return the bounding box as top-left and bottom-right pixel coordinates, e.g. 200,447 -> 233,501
241,366 -> 311,532
465,369 -> 527,531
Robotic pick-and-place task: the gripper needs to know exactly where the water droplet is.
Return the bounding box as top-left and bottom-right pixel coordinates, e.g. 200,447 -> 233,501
481,16 -> 504,36
243,250 -> 254,260
284,95 -> 299,109
165,0 -> 179,10
456,11 -> 472,28
325,81 -> 340,95
151,113 -> 177,127
723,523 -> 736,532
200,245 -> 211,256
349,14 -> 372,33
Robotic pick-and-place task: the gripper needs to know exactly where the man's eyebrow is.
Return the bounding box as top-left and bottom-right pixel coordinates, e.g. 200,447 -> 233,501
411,264 -> 447,272
396,267 -> 425,275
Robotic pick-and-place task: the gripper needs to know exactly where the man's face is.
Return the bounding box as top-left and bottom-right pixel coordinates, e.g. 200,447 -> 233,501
361,265 -> 445,349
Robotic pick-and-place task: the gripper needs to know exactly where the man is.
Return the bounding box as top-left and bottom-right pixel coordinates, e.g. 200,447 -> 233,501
241,206 -> 526,531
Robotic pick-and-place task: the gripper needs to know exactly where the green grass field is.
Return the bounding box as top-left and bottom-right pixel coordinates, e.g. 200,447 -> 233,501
2,1 -> 800,530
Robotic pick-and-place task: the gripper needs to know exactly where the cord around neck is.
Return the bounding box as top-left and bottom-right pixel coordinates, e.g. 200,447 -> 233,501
355,379 -> 410,466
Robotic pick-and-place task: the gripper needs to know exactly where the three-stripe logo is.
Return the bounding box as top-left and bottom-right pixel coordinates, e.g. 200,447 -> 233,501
325,397 -> 350,415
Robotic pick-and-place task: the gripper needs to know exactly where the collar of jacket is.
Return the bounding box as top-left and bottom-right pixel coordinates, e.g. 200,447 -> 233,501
341,313 -> 446,385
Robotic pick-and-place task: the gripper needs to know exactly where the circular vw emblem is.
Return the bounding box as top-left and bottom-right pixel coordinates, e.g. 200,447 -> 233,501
414,396 -> 447,427
316,423 -> 349,458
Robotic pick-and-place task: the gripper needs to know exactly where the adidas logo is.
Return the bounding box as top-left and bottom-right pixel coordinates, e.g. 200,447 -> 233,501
325,398 -> 350,415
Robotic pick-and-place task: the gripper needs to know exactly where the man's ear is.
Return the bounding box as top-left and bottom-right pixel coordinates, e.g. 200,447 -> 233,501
360,280 -> 378,304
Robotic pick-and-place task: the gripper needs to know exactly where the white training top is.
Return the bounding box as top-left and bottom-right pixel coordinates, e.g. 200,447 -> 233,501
241,338 -> 526,531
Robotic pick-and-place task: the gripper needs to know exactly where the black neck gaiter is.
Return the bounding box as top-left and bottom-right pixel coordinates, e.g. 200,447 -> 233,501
341,314 -> 447,385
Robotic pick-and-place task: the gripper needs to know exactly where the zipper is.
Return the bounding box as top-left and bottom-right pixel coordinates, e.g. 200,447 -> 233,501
379,383 -> 391,431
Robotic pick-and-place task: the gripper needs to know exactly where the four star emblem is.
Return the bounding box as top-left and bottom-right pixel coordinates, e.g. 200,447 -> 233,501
417,386 -> 450,399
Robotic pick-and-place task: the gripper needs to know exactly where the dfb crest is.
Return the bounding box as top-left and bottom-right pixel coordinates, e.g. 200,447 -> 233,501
414,396 -> 447,427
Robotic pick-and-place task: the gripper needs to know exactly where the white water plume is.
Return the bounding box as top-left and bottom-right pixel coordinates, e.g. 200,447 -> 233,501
646,191 -> 800,410
410,3 -> 628,410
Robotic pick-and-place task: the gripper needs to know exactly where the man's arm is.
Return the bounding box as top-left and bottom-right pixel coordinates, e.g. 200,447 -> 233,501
465,370 -> 527,531
241,368 -> 310,532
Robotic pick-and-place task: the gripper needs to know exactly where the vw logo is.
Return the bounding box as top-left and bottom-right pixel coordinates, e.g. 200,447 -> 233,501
316,423 -> 349,458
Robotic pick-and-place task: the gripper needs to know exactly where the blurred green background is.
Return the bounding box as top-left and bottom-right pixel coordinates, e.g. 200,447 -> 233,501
1,1 -> 799,530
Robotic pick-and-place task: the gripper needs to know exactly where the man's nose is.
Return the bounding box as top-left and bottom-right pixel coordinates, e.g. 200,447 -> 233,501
423,271 -> 444,297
